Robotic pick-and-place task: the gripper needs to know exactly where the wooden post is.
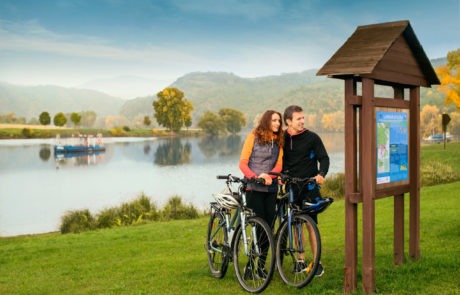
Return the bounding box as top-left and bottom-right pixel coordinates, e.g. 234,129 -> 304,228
344,78 -> 358,293
361,78 -> 376,293
409,87 -> 421,259
393,86 -> 405,265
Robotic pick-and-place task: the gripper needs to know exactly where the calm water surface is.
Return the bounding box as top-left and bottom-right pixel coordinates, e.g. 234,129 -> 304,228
0,134 -> 344,237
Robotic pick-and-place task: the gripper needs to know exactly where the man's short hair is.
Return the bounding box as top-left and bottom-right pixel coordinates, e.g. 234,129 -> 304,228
283,105 -> 303,124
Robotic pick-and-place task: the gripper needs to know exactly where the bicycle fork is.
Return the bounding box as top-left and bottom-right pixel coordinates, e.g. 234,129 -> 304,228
240,212 -> 261,257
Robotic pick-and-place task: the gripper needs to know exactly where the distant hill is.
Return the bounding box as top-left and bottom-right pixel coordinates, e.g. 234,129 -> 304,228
0,82 -> 124,119
1,57 -> 450,128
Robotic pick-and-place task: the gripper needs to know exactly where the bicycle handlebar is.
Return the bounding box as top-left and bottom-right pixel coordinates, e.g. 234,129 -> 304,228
268,171 -> 315,185
216,174 -> 265,185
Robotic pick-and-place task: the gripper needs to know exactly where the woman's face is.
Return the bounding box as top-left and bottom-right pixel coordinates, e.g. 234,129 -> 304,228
270,113 -> 281,133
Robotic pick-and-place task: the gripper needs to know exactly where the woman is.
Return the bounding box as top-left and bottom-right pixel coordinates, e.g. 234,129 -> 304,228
239,110 -> 284,279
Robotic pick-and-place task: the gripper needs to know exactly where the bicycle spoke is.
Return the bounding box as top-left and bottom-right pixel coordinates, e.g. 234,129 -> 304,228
206,210 -> 229,278
233,217 -> 275,293
276,214 -> 321,288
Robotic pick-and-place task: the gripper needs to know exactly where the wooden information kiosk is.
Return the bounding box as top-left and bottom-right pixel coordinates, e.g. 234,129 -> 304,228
317,20 -> 439,293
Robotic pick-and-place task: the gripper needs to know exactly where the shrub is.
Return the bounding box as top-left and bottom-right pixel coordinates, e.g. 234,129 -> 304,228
110,127 -> 126,136
161,195 -> 199,220
22,128 -> 33,138
96,207 -> 120,228
118,194 -> 158,225
421,160 -> 459,186
60,194 -> 197,234
60,209 -> 95,234
322,173 -> 345,200
122,126 -> 131,132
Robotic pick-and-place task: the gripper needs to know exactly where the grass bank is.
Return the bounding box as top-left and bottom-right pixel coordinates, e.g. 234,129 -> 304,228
1,181 -> 459,294
0,124 -> 201,139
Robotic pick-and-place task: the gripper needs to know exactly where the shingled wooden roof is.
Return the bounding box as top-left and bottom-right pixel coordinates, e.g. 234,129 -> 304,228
317,20 -> 439,87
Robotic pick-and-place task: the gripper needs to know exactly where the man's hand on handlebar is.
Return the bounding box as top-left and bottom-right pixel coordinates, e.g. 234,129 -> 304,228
314,174 -> 325,185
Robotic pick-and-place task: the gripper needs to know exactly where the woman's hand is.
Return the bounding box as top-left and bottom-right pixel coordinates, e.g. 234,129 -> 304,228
259,173 -> 273,185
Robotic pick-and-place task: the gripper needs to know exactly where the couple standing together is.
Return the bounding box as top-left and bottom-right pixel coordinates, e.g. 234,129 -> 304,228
239,104 -> 330,276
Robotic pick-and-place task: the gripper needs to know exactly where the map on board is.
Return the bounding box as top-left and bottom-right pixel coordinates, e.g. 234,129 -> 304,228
376,111 -> 409,184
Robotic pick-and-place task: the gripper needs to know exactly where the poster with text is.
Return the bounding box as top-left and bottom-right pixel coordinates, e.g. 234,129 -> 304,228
376,111 -> 409,184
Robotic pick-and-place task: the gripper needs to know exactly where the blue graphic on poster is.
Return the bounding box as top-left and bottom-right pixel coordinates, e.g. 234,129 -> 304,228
376,111 -> 408,184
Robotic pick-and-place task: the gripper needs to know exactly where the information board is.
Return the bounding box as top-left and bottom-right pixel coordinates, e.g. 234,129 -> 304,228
376,110 -> 409,184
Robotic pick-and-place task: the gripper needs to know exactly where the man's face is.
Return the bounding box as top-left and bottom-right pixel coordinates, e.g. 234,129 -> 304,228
287,111 -> 304,134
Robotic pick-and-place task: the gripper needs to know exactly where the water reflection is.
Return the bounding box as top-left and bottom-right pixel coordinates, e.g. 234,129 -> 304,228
39,146 -> 51,161
54,152 -> 105,169
143,143 -> 151,155
198,134 -> 242,158
154,138 -> 192,166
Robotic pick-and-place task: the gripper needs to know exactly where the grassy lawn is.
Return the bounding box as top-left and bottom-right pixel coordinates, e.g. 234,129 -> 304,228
1,181 -> 459,294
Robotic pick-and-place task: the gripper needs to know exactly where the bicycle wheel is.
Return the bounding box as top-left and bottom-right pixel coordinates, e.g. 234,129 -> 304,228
233,216 -> 275,293
206,208 -> 230,278
275,214 -> 321,288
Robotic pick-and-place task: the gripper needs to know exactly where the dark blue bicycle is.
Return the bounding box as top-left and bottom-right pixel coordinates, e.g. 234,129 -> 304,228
269,171 -> 333,288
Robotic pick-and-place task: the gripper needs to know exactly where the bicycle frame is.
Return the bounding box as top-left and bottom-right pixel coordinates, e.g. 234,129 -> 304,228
209,181 -> 261,259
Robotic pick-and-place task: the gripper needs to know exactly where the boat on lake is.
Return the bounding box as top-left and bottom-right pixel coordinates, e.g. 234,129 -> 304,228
54,133 -> 106,154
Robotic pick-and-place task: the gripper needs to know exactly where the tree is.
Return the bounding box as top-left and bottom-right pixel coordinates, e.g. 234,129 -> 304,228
435,48 -> 460,110
70,112 -> 81,127
143,116 -> 152,127
321,111 -> 344,132
153,87 -> 194,132
198,111 -> 226,136
218,108 -> 246,134
80,111 -> 97,128
39,112 -> 51,126
447,111 -> 460,135
420,105 -> 440,137
53,112 -> 67,127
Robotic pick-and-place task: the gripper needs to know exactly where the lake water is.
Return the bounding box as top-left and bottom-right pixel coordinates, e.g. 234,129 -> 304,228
0,133 -> 344,237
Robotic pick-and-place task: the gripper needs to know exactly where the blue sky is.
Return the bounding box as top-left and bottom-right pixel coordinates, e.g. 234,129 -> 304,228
0,0 -> 459,97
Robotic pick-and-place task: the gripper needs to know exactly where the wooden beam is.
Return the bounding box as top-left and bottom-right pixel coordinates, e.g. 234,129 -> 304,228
344,78 -> 358,294
393,86 -> 405,266
361,78 -> 376,294
409,87 -> 421,259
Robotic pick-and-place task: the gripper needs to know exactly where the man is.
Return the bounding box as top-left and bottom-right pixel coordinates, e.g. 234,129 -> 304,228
282,105 -> 330,276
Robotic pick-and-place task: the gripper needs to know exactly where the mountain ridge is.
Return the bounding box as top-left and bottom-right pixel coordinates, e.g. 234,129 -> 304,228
1,58 -> 449,127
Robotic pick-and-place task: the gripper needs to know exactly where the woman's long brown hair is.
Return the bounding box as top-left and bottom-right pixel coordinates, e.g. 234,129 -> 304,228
253,110 -> 284,147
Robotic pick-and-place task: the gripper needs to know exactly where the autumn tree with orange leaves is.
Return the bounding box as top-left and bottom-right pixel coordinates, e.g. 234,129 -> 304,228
435,48 -> 460,110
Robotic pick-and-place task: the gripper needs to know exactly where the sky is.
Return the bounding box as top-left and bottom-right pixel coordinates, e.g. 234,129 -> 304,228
0,0 -> 459,98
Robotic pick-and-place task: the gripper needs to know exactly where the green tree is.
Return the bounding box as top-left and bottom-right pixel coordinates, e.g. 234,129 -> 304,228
143,116 -> 152,127
184,115 -> 192,130
197,111 -> 226,136
70,112 -> 81,127
218,108 -> 246,134
39,112 -> 51,126
153,87 -> 194,132
53,112 -> 67,127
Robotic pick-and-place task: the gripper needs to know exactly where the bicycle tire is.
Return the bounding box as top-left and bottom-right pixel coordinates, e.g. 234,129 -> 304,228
233,216 -> 276,293
206,209 -> 230,278
275,214 -> 321,288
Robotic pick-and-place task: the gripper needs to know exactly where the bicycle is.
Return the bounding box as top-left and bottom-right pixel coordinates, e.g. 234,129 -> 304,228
205,174 -> 276,293
269,171 -> 334,288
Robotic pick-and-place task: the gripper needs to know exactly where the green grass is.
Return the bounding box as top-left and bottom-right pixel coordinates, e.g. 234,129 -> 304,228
0,126 -> 202,139
1,182 -> 459,294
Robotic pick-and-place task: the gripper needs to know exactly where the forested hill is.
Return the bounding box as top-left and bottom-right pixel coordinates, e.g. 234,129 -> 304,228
120,70 -> 345,125
169,70 -> 338,121
2,57 -> 449,127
